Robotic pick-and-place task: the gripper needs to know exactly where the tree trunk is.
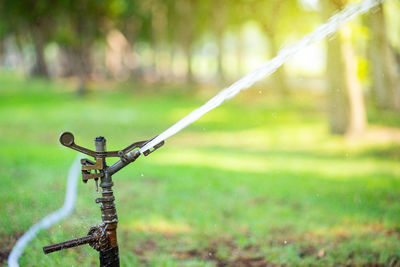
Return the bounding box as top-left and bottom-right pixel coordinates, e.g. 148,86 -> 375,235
177,0 -> 195,84
59,45 -> 91,95
341,26 -> 366,135
367,4 -> 400,110
268,33 -> 289,96
236,30 -> 244,76
75,46 -> 91,96
30,28 -> 49,78
183,42 -> 194,84
168,45 -> 176,79
106,29 -> 137,80
58,47 -> 74,77
0,39 -> 4,65
216,33 -> 225,84
323,0 -> 367,135
326,31 -> 349,134
152,0 -> 168,80
213,0 -> 226,85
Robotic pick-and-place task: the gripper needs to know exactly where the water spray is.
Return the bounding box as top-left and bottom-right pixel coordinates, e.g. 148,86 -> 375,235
140,0 -> 385,153
42,132 -> 163,266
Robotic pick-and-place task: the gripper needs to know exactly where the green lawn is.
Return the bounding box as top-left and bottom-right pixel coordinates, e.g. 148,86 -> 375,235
1,71 -> 400,266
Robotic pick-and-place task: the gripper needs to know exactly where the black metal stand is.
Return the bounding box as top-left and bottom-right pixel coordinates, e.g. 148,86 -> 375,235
100,246 -> 120,267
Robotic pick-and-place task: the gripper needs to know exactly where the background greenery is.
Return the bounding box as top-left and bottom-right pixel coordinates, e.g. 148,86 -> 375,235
1,71 -> 399,266
1,0 -> 400,266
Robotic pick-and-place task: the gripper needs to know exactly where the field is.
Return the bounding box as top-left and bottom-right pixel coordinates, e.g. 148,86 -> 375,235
1,71 -> 400,266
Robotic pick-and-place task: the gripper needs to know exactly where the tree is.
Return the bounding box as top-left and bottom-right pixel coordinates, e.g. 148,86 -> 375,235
225,0 -> 249,77
111,0 -> 148,79
176,0 -> 196,83
367,3 -> 400,111
0,11 -> 8,65
54,0 -> 120,94
211,0 -> 227,84
322,0 -> 367,135
243,0 -> 314,96
0,0 -> 57,77
166,0 -> 207,83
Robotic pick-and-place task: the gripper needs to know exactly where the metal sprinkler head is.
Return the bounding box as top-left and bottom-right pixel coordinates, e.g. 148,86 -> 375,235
43,132 -> 164,266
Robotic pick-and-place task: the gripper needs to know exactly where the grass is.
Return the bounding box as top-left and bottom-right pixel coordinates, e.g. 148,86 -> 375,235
1,71 -> 400,266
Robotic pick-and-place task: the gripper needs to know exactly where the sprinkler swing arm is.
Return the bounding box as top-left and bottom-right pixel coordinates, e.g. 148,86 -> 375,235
42,132 -> 164,266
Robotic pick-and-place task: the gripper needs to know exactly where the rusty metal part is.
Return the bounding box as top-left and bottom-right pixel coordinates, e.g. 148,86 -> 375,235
94,138 -> 119,250
82,158 -> 104,171
106,139 -> 164,175
108,138 -> 162,159
81,158 -> 104,182
59,132 -> 117,158
43,235 -> 95,254
60,131 -> 164,160
60,132 -> 97,157
107,150 -> 140,175
97,195 -> 118,224
81,171 -> 102,181
60,132 -> 153,159
97,188 -> 118,248
100,246 -> 119,267
142,140 -> 164,156
43,224 -> 110,254
116,137 -> 163,158
119,140 -> 148,155
45,132 -> 166,266
88,225 -> 110,251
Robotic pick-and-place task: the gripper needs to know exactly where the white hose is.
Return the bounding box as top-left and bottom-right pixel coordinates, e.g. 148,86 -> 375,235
8,156 -> 81,267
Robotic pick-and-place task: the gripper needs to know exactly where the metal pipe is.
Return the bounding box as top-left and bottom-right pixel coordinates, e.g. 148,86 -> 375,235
107,150 -> 140,175
43,235 -> 95,254
43,133 -> 156,267
94,136 -> 120,267
95,136 -> 107,153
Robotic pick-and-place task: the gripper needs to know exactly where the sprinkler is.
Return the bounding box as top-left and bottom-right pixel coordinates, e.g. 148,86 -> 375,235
42,132 -> 164,266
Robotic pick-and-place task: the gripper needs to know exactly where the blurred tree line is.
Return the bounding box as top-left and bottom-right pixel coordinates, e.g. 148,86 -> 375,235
0,0 -> 399,135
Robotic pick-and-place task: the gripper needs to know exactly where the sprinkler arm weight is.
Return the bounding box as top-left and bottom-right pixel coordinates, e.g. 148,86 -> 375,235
59,131 -> 163,158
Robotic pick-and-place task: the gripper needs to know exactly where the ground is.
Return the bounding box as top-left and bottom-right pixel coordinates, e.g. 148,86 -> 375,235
1,71 -> 400,266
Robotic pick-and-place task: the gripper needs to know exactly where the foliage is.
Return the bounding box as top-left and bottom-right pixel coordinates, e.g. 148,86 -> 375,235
1,73 -> 399,266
